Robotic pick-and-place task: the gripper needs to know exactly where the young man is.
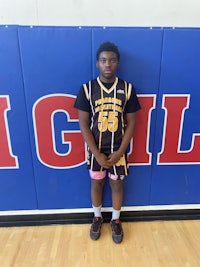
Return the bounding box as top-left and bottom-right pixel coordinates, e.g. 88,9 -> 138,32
74,42 -> 141,243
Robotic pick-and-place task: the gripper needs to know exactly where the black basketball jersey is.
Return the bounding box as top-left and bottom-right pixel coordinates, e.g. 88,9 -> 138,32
74,77 -> 141,156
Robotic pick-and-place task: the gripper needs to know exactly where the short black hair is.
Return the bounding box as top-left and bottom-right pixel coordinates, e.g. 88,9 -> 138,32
96,41 -> 120,61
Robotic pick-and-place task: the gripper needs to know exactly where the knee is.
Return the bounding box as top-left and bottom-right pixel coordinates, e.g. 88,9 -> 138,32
91,179 -> 104,192
109,180 -> 123,193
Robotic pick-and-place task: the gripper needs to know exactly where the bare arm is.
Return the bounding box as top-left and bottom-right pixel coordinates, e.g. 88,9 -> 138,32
108,112 -> 136,165
78,110 -> 111,169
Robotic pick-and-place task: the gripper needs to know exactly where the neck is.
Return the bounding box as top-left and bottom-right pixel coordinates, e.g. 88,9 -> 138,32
99,75 -> 116,83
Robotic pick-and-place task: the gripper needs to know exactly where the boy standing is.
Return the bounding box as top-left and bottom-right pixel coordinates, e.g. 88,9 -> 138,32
74,42 -> 141,243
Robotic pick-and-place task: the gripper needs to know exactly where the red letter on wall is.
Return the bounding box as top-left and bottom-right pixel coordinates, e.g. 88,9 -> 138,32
33,94 -> 85,168
129,95 -> 156,165
0,96 -> 19,168
158,95 -> 200,164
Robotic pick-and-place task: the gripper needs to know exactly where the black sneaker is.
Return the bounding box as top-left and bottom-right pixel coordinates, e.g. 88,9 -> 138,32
90,217 -> 103,240
110,219 -> 123,244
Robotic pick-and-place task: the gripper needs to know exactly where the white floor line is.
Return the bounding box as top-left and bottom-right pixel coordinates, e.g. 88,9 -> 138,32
0,204 -> 200,216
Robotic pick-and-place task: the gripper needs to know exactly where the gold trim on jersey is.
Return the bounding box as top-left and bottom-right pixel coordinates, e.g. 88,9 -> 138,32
98,86 -> 105,172
83,84 -> 89,100
127,83 -> 132,100
97,77 -> 118,94
98,87 -> 103,147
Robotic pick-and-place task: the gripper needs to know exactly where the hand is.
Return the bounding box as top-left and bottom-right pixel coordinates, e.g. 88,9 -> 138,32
107,151 -> 122,166
95,153 -> 112,169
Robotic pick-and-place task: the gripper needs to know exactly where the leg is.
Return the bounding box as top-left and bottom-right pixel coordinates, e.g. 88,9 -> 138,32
109,177 -> 124,244
91,178 -> 105,208
109,178 -> 123,211
89,171 -> 106,240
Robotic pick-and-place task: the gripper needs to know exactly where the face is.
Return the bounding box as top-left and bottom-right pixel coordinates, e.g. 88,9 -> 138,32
96,51 -> 119,83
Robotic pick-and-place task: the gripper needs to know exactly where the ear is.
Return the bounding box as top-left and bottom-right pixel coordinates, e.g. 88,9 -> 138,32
96,61 -> 99,68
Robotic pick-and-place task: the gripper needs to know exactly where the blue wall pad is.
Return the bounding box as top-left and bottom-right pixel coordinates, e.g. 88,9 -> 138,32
151,28 -> 200,204
0,26 -> 37,210
0,26 -> 200,211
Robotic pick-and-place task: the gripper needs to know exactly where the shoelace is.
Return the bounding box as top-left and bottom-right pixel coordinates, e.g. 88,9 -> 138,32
112,219 -> 122,235
92,217 -> 102,231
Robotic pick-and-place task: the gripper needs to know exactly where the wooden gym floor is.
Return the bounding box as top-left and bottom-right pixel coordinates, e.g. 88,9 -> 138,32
0,219 -> 200,267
